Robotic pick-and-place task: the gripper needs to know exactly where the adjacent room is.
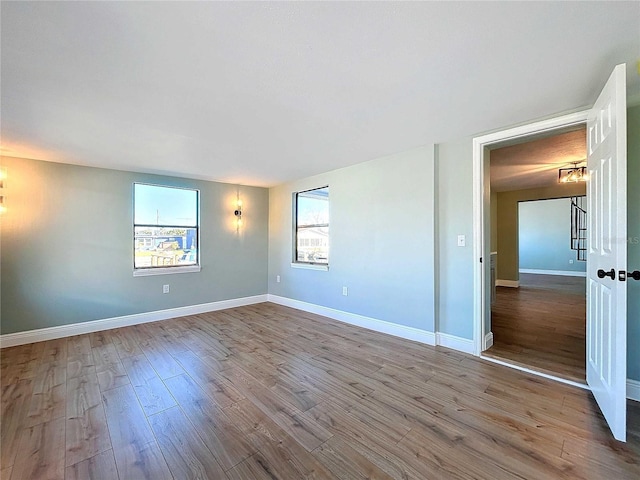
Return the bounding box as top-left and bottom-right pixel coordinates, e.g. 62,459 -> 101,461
485,128 -> 589,383
1,2 -> 639,479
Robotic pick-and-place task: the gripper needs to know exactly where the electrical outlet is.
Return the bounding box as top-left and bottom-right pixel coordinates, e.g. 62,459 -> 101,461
276,275 -> 281,283
163,284 -> 170,294
569,259 -> 574,264
342,286 -> 348,296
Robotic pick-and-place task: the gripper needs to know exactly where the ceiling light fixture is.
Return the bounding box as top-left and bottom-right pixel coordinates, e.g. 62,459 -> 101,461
558,162 -> 587,183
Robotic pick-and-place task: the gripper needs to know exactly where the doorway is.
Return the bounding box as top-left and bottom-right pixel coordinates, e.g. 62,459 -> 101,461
486,197 -> 588,382
472,64 -> 628,442
471,109 -> 590,379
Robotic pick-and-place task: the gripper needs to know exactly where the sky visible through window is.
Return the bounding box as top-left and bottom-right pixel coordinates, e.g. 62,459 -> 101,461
298,187 -> 329,225
134,184 -> 198,226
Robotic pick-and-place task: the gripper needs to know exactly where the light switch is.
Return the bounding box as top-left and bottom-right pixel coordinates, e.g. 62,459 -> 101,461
457,235 -> 466,247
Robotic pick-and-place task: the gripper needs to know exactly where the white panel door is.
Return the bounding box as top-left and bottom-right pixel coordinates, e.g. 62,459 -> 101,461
586,63 -> 627,442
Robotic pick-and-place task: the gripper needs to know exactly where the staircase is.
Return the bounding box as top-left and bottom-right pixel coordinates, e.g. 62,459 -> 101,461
571,195 -> 587,261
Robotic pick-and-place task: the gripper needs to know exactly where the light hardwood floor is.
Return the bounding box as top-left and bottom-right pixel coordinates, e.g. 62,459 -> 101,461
485,273 -> 587,383
1,302 -> 638,479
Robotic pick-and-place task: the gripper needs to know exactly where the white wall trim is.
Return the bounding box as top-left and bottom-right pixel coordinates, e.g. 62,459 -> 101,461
0,295 -> 268,348
473,109 -> 589,356
520,269 -> 586,277
495,279 -> 520,288
436,332 -> 475,354
483,331 -> 494,350
267,295 -> 475,355
628,379 -> 640,402
268,295 -> 436,345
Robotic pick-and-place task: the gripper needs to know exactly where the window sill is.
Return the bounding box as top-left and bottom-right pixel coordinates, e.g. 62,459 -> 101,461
133,265 -> 201,277
290,263 -> 329,271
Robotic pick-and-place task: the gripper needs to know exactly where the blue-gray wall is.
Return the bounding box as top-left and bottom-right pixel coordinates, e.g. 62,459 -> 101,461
1,107 -> 637,383
435,140 -> 475,340
0,156 -> 269,334
268,146 -> 436,332
435,104 -> 640,381
519,198 -> 587,273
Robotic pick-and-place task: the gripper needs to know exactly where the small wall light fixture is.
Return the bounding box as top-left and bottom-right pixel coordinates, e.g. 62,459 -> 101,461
234,198 -> 242,228
0,167 -> 6,214
558,162 -> 588,184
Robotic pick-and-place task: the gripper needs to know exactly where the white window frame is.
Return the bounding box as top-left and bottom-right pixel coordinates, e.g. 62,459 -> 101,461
292,186 -> 329,271
133,183 -> 201,277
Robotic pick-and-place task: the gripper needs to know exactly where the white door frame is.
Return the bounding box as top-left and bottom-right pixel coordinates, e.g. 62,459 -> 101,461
472,110 -> 589,356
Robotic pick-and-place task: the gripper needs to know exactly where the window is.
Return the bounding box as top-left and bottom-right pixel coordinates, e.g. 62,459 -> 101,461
294,186 -> 329,266
133,183 -> 200,276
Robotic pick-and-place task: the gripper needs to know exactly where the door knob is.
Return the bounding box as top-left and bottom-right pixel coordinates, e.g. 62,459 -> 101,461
597,268 -> 615,279
629,270 -> 640,281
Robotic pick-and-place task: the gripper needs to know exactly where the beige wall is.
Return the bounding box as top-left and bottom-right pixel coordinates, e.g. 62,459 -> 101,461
494,183 -> 586,281
490,190 -> 498,252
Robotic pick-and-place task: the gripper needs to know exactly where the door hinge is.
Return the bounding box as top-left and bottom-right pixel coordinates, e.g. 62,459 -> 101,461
480,257 -> 483,263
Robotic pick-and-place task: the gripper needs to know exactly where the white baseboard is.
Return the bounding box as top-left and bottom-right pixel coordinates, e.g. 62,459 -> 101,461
268,295 -> 436,346
436,332 -> 475,354
496,279 -> 519,288
267,294 -> 475,356
519,269 -> 586,277
483,331 -> 494,350
628,379 -> 640,402
0,295 -> 268,348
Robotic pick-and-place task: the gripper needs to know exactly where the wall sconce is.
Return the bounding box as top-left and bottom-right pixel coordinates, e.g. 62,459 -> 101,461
0,167 -> 6,214
558,162 -> 588,183
234,198 -> 243,229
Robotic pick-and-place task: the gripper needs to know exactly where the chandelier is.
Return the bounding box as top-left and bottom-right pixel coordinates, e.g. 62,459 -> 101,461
558,162 -> 587,183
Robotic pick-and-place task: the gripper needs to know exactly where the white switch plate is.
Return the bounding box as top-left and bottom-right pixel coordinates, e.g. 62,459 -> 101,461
457,235 -> 466,247
163,284 -> 170,294
342,286 -> 348,296
276,275 -> 281,283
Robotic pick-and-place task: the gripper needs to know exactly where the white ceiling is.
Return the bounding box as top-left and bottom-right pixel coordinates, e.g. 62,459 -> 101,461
1,2 -> 639,187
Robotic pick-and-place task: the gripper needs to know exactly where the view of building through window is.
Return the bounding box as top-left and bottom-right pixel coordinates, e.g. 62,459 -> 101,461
133,183 -> 199,269
295,186 -> 329,264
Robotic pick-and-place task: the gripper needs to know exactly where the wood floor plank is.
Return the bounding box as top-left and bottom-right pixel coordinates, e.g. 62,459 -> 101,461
1,302 -> 637,480
66,335 -> 96,380
65,374 -> 111,467
64,449 -> 119,480
312,436 -> 396,480
225,399 -> 334,479
220,367 -> 333,452
164,373 -> 256,471
92,343 -> 130,392
1,379 -> 34,468
139,337 -> 185,379
10,416 -> 66,480
174,350 -> 244,408
40,338 -> 69,365
113,440 -> 173,480
3,341 -> 45,385
487,274 -> 586,382
121,354 -> 177,416
101,384 -> 172,478
25,362 -> 67,427
101,384 -> 155,449
109,328 -> 143,359
149,406 -> 228,479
